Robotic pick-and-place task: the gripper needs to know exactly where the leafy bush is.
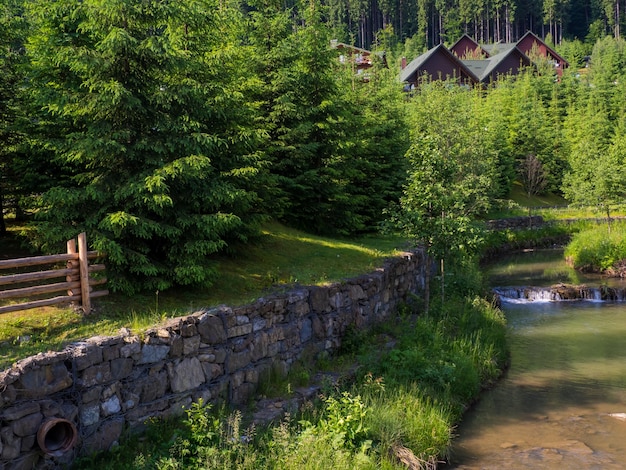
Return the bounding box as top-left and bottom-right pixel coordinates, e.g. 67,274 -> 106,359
565,222 -> 626,271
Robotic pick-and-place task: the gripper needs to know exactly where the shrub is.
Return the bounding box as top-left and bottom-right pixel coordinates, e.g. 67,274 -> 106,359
565,222 -> 626,272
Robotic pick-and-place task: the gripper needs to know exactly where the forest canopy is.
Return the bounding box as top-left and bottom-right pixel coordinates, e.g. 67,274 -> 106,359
2,0 -> 626,293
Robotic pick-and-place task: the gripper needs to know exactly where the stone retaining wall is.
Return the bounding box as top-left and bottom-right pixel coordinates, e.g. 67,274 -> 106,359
0,249 -> 426,469
485,215 -> 544,230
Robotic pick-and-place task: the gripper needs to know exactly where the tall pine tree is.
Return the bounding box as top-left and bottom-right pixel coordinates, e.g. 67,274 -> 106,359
26,0 -> 265,293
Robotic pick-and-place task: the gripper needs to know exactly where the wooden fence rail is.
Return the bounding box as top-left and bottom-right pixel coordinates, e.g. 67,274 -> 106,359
0,233 -> 107,315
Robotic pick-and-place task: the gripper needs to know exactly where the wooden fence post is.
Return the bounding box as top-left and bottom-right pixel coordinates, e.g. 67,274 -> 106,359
66,239 -> 78,297
77,232 -> 91,314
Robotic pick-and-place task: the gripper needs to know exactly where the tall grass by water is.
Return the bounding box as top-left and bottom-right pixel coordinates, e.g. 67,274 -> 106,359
75,261 -> 508,470
565,220 -> 626,272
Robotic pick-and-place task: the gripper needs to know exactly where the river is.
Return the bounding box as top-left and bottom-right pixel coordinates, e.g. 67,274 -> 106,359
447,249 -> 626,469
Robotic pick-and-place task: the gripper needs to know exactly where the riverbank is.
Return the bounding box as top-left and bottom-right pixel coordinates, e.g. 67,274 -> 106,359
73,259 -> 508,469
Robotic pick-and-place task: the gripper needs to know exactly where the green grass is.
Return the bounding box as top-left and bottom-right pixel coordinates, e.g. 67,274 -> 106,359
0,221 -> 405,370
74,283 -> 508,470
507,182 -> 569,208
564,220 -> 626,272
487,184 -> 626,221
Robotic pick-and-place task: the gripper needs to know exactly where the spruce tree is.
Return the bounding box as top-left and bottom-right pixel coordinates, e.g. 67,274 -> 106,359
26,0 -> 264,293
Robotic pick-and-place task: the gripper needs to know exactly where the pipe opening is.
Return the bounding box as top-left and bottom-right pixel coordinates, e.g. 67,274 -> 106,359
37,418 -> 78,457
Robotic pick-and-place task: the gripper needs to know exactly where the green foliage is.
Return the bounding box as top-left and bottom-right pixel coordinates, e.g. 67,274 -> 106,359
303,392 -> 371,451
564,221 -> 626,271
0,0 -> 29,233
74,255 -> 508,470
24,0 -> 265,293
482,223 -> 574,254
361,294 -> 508,418
160,400 -> 259,469
0,222 -> 403,369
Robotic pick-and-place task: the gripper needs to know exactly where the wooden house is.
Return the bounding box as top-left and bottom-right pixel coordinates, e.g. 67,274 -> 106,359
450,34 -> 489,59
400,31 -> 568,88
463,47 -> 532,84
400,44 -> 478,86
515,31 -> 568,77
331,41 -> 388,80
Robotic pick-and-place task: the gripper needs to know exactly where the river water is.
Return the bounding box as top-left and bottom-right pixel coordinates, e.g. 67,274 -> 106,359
447,249 -> 626,469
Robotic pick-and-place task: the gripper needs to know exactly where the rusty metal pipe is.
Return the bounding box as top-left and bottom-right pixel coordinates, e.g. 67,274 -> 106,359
37,418 -> 78,457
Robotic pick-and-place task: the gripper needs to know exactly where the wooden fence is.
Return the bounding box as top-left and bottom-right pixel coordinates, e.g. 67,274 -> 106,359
0,233 -> 107,315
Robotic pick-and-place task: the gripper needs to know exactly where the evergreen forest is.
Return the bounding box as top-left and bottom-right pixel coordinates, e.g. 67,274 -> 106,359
2,0 -> 626,295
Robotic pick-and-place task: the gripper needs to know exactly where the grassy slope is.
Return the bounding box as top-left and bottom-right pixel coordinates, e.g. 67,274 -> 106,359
0,221 -> 404,370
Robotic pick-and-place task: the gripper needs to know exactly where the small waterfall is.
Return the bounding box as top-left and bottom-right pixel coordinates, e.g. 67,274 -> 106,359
494,284 -> 626,303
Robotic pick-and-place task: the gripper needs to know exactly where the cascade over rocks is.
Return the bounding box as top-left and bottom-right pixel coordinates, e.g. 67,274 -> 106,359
494,283 -> 626,302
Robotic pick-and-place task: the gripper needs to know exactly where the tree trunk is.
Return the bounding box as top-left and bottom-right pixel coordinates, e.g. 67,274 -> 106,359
424,251 -> 431,314
0,187 -> 6,235
440,258 -> 445,306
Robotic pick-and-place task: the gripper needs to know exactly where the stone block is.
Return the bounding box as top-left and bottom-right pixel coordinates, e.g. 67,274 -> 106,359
82,386 -> 102,404
1,425 -> 20,460
18,362 -> 72,398
180,322 -> 198,337
245,368 -> 259,384
122,391 -> 140,411
138,345 -> 170,364
138,370 -> 168,403
40,400 -> 60,418
167,357 -> 205,393
169,334 -> 183,357
12,450 -> 41,470
80,403 -> 101,427
236,315 -> 250,325
200,363 -> 218,381
231,382 -> 256,405
101,395 -> 122,417
300,318 -> 312,343
252,317 -> 266,332
289,300 -> 310,317
5,450 -> 39,470
309,287 -> 331,313
250,332 -> 269,362
110,357 -> 134,380
60,402 -> 79,422
226,350 -> 251,372
197,314 -> 227,343
80,363 -> 112,387
102,343 -> 121,362
183,336 -> 200,355
231,370 -> 245,388
120,337 -> 141,358
72,343 -> 104,371
213,349 -> 227,363
198,353 -> 216,362
20,434 -> 35,452
1,402 -> 40,421
228,324 -> 253,338
1,383 -> 17,406
311,314 -> 325,339
11,412 -> 42,437
349,284 -> 366,301
82,418 -> 124,454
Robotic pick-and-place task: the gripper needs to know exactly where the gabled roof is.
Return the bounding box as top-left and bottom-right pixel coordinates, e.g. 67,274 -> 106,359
481,42 -> 517,56
400,44 -> 479,84
450,34 -> 490,59
462,47 -> 532,82
515,31 -> 569,68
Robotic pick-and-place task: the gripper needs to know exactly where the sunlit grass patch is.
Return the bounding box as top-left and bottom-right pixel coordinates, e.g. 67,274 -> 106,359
0,221 -> 405,370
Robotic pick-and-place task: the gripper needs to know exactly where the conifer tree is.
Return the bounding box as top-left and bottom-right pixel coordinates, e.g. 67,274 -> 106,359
26,0 -> 264,293
0,0 -> 27,234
